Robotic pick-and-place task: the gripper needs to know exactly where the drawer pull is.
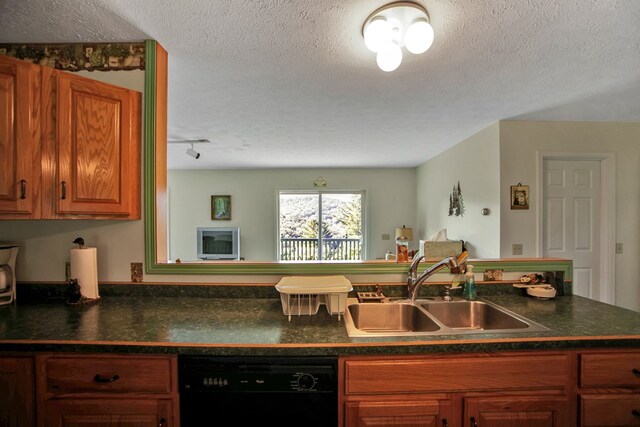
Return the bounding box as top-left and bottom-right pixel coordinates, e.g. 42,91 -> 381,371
633,368 -> 640,377
61,181 -> 67,200
158,417 -> 166,427
93,373 -> 120,383
20,180 -> 26,199
633,409 -> 640,419
470,416 -> 478,427
442,419 -> 448,427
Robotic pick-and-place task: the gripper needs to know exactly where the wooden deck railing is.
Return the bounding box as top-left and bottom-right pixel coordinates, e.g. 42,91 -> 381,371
280,238 -> 362,261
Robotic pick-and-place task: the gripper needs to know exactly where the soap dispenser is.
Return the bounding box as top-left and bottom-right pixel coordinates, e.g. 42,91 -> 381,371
463,264 -> 477,301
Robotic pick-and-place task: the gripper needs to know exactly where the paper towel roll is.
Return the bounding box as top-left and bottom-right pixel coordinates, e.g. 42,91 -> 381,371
70,248 -> 99,299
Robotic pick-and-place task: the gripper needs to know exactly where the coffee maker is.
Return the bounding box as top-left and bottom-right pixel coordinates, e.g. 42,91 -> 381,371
0,242 -> 18,305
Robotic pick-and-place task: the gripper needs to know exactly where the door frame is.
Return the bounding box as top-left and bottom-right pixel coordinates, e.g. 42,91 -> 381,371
535,151 -> 616,304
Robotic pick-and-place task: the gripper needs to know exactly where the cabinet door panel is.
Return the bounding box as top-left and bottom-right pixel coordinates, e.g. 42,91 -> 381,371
0,55 -> 40,217
45,398 -> 172,427
0,357 -> 35,427
464,396 -> 569,427
345,400 -> 451,427
580,394 -> 640,426
55,70 -> 140,217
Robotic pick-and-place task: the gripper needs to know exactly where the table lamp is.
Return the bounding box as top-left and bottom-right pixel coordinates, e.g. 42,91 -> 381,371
395,225 -> 413,262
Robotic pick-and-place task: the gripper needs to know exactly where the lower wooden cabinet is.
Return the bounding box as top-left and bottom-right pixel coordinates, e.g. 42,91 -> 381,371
578,350 -> 640,426
340,352 -> 574,427
36,353 -> 179,427
4,348 -> 640,426
0,356 -> 36,427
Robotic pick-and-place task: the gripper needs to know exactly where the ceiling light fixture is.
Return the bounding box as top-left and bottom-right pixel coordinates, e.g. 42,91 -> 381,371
167,139 -> 211,160
362,2 -> 434,72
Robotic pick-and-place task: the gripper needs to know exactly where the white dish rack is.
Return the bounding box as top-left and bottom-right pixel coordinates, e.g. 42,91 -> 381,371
275,275 -> 353,321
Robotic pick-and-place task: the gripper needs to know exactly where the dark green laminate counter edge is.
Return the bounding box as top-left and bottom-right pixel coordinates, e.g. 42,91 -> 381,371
1,338 -> 640,357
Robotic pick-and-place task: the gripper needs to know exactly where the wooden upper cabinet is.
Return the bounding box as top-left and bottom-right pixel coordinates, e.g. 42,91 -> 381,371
0,55 -> 41,218
0,53 -> 141,220
42,67 -> 141,219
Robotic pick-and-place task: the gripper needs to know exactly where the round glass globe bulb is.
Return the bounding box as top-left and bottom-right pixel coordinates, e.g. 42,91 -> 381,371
364,17 -> 392,53
376,42 -> 403,72
405,19 -> 434,54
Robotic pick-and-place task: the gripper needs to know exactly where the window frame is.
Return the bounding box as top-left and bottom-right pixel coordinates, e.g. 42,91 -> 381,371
276,189 -> 367,262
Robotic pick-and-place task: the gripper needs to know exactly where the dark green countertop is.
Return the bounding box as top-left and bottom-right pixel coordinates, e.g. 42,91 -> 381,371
1,293 -> 639,356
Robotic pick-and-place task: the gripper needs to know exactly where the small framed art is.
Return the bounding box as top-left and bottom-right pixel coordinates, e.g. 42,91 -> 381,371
211,195 -> 231,220
510,183 -> 529,210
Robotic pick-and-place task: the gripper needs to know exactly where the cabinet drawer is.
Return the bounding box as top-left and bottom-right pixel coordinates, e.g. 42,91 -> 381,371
344,353 -> 570,394
42,355 -> 173,395
580,394 -> 640,426
581,352 -> 640,388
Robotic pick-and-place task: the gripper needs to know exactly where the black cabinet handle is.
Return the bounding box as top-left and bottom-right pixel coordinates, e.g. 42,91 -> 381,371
632,409 -> 640,418
470,416 -> 478,427
20,180 -> 26,199
442,419 -> 448,427
93,373 -> 120,383
632,368 -> 640,377
158,418 -> 166,427
61,181 -> 67,200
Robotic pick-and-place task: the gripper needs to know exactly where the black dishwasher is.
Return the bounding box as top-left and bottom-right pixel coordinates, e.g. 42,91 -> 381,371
178,355 -> 338,427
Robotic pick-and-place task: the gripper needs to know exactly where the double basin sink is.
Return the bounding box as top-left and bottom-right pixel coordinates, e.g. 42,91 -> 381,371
343,297 -> 549,337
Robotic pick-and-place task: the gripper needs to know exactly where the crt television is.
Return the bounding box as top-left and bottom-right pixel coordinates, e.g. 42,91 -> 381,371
197,227 -> 240,260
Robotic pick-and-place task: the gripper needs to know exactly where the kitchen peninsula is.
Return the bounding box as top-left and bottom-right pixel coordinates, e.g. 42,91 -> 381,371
1,282 -> 639,426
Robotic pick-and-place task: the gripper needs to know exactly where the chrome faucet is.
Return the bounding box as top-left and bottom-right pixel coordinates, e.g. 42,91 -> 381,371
406,255 -> 461,302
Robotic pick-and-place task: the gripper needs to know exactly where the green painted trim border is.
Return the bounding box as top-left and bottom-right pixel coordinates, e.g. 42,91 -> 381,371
142,40 -> 573,279
144,40 -> 158,273
144,258 -> 572,279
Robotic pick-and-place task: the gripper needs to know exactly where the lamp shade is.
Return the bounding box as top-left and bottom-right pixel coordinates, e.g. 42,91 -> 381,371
395,226 -> 413,241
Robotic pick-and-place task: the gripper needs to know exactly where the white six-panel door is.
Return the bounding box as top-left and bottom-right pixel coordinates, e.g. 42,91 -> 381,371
543,159 -> 602,301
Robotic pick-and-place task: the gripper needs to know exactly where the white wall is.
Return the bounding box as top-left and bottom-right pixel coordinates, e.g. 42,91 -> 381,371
168,168 -> 417,261
416,122 -> 501,258
499,121 -> 640,310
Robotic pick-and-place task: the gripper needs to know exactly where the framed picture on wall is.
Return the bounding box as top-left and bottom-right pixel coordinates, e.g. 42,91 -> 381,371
510,183 -> 529,210
211,195 -> 231,220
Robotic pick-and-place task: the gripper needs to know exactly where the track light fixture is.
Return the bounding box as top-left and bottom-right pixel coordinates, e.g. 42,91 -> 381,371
186,143 -> 200,159
167,138 -> 211,159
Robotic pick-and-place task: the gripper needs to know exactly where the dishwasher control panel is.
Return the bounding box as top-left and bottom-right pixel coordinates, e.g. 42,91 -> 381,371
179,356 -> 337,393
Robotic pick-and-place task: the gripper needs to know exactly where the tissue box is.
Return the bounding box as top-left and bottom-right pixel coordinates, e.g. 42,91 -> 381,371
422,240 -> 463,259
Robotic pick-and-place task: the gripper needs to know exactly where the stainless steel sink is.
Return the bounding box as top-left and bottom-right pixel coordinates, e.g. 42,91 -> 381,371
420,300 -> 530,330
346,303 -> 441,335
344,298 -> 549,337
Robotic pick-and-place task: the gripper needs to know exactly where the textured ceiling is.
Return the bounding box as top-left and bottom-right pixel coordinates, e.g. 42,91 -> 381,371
1,0 -> 639,169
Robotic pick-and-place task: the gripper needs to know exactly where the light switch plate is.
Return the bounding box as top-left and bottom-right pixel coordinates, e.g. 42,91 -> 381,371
512,244 -> 523,256
616,243 -> 623,254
